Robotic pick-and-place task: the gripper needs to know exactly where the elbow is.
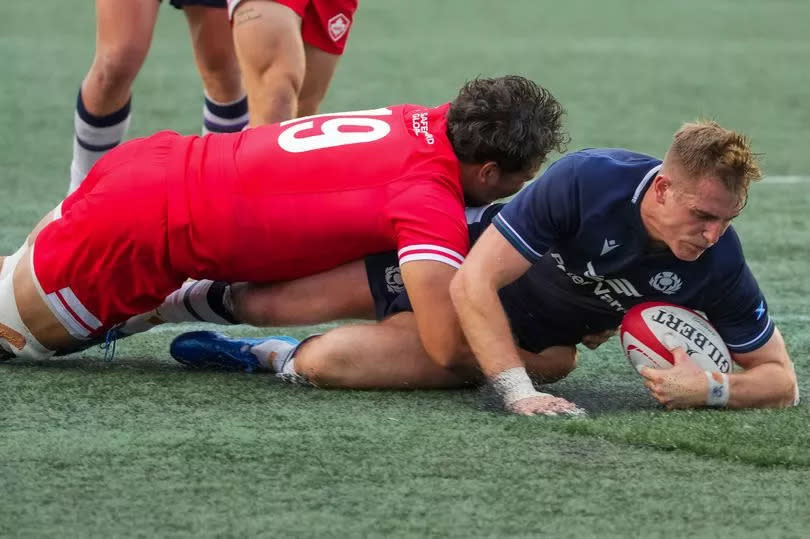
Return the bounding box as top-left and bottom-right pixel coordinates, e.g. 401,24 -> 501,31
767,363 -> 799,408
424,338 -> 469,371
785,367 -> 800,407
423,336 -> 480,379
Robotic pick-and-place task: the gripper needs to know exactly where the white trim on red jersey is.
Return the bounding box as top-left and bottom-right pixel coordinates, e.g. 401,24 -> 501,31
398,244 -> 465,269
44,287 -> 102,339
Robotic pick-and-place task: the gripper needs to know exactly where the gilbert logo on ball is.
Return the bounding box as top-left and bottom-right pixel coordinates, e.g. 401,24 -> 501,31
620,302 -> 732,374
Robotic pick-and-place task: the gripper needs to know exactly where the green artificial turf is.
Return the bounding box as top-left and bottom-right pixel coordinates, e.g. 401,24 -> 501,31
2,1 -> 809,537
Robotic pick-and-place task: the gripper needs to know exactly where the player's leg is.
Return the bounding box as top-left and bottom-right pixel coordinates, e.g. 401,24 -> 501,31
177,312 -> 577,388
0,160 -> 132,357
166,255 -> 579,387
118,259 -> 376,336
292,315 -> 579,389
70,0 -> 160,193
229,0 -> 306,126
291,313 -> 479,389
0,246 -> 82,360
523,346 -> 578,383
181,3 -> 249,134
232,260 -> 376,325
295,0 -> 356,116
295,43 -> 339,117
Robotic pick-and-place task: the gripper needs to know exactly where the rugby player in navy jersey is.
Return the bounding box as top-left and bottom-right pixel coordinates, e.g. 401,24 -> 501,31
129,121 -> 797,415
450,120 -> 797,414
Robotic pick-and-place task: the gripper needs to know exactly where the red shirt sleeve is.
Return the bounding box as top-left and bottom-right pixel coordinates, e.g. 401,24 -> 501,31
387,178 -> 469,269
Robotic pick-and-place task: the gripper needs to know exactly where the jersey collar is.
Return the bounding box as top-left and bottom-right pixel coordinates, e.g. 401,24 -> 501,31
631,163 -> 663,204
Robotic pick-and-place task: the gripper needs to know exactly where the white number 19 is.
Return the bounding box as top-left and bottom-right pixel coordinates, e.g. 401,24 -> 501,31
277,107 -> 393,153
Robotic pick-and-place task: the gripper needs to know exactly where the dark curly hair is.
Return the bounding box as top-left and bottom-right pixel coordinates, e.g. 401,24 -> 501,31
447,76 -> 568,173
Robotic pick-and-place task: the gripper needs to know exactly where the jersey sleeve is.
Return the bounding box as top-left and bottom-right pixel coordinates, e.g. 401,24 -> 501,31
492,156 -> 580,262
388,179 -> 469,269
702,233 -> 774,354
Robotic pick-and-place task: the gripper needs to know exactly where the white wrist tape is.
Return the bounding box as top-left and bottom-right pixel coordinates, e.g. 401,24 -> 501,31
705,371 -> 730,407
490,367 -> 543,406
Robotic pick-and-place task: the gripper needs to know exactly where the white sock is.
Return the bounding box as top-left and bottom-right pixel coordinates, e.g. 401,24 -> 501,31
250,339 -> 297,372
119,280 -> 236,336
202,93 -> 248,135
69,90 -> 131,194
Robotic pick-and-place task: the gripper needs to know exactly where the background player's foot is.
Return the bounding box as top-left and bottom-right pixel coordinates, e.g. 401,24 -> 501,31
170,331 -> 299,373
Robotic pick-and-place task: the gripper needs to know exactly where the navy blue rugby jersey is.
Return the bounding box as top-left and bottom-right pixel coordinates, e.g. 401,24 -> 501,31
492,148 -> 774,354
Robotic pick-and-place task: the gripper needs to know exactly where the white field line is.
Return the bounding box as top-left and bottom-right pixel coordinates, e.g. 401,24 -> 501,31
763,176 -> 810,184
773,314 -> 810,323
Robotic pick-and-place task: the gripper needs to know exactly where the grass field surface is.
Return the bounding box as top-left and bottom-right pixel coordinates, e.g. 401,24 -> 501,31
2,1 -> 810,537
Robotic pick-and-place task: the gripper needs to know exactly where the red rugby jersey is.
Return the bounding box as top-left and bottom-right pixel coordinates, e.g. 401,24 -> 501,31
165,104 -> 468,282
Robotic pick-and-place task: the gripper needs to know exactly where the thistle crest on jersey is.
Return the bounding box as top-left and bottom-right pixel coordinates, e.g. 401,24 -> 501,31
649,271 -> 683,295
385,266 -> 404,294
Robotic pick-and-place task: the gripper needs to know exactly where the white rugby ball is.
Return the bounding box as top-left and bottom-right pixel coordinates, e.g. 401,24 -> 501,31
620,302 -> 732,374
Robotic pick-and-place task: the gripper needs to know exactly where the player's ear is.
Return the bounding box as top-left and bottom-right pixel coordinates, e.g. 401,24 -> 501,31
653,174 -> 671,204
479,161 -> 500,185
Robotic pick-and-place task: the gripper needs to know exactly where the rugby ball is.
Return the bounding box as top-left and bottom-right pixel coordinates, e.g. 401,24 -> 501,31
620,302 -> 732,374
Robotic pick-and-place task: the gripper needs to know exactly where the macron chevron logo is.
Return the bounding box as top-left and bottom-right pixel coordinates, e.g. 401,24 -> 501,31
601,238 -> 620,256
754,300 -> 766,320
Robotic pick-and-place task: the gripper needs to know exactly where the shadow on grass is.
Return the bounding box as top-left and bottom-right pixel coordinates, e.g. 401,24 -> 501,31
2,355 -> 663,415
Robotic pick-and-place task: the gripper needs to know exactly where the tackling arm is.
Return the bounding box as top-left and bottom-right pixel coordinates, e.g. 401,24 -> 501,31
399,259 -> 467,370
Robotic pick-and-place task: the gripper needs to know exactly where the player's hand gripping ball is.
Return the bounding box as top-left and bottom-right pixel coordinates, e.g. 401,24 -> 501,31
620,302 -> 732,374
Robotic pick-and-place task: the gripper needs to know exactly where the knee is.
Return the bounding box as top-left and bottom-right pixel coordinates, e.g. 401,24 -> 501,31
87,44 -> 148,94
257,63 -> 304,100
292,333 -> 347,387
237,38 -> 304,96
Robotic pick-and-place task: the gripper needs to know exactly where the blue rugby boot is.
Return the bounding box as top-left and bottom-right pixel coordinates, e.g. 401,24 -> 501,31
170,330 -> 299,373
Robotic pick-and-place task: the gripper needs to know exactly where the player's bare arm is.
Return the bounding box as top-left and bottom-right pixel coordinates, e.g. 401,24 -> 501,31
398,260 -> 467,370
641,328 -> 798,409
450,226 -> 583,416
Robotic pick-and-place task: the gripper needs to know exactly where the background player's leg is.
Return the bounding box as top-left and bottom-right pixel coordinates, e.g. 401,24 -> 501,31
296,43 -> 340,117
182,5 -> 249,134
231,0 -> 305,126
70,0 -> 160,193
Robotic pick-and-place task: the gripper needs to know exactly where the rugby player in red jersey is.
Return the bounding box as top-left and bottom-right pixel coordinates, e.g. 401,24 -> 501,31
0,76 -> 567,369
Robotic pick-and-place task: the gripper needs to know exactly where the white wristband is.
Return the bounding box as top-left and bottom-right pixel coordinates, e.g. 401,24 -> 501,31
705,371 -> 730,407
490,367 -> 543,406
